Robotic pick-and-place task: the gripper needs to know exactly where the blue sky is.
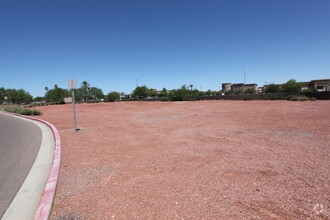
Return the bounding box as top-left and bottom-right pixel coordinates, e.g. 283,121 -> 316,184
1,0 -> 329,97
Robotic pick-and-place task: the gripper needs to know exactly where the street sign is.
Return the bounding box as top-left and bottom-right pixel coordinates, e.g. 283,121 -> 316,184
69,79 -> 76,90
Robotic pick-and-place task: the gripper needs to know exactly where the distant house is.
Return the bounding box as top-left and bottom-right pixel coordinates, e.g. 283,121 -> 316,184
310,79 -> 330,91
300,79 -> 330,92
119,93 -> 132,100
222,83 -> 232,93
221,83 -> 258,94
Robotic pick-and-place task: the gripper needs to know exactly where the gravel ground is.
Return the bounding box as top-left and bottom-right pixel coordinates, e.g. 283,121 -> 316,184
35,100 -> 329,219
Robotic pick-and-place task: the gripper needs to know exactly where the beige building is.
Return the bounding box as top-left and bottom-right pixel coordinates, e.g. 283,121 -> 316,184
221,83 -> 258,94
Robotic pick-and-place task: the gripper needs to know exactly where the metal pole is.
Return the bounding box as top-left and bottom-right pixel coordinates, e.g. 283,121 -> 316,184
71,89 -> 78,132
241,69 -> 246,84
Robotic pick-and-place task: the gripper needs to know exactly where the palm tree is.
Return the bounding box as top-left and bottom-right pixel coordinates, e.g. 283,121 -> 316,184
189,84 -> 193,90
81,81 -> 90,102
45,86 -> 49,92
54,84 -> 58,89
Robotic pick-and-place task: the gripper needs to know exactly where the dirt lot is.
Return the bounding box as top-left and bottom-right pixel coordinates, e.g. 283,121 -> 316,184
35,100 -> 329,219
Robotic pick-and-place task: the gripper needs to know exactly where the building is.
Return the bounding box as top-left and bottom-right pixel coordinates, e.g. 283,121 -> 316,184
222,83 -> 232,93
301,79 -> 330,92
221,83 -> 258,94
310,79 -> 330,91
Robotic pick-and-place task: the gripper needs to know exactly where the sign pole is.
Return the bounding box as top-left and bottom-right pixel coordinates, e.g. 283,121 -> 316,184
71,89 -> 78,132
69,79 -> 78,132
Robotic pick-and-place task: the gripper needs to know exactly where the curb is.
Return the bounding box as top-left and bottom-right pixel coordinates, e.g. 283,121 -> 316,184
2,112 -> 61,220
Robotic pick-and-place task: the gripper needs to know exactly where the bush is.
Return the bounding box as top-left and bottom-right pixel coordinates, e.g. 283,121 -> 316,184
4,105 -> 42,115
289,95 -> 310,101
243,96 -> 252,101
310,97 -> 317,101
265,95 -> 287,100
107,91 -> 120,102
265,84 -> 281,93
243,88 -> 256,94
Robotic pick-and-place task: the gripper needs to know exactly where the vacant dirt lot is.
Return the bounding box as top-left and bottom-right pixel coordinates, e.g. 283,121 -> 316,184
35,100 -> 329,219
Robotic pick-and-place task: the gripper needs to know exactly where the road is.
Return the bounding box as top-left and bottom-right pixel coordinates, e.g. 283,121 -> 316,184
0,113 -> 42,218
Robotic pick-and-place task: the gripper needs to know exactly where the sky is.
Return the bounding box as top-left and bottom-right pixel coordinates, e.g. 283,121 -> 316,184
0,0 -> 329,97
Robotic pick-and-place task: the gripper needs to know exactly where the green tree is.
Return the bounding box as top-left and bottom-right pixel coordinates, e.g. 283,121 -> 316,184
81,81 -> 90,102
45,87 -> 70,103
107,91 -> 120,102
168,85 -> 199,101
5,89 -> 32,104
244,88 -> 256,94
132,85 -> 150,98
149,89 -> 157,97
189,84 -> 194,90
74,88 -> 85,102
265,84 -> 281,93
89,87 -> 104,100
159,88 -> 168,97
34,96 -> 45,102
0,87 -> 6,103
281,79 -> 302,93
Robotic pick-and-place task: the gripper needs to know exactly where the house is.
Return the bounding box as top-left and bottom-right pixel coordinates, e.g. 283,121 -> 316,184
221,83 -> 258,94
310,79 -> 330,91
222,83 -> 232,93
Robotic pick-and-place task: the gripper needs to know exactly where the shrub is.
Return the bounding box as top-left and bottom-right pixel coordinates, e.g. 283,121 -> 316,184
243,96 -> 252,101
266,95 -> 287,100
4,105 -> 42,115
265,84 -> 281,93
310,97 -> 317,101
107,91 -> 120,102
244,88 -> 256,94
289,95 -> 310,101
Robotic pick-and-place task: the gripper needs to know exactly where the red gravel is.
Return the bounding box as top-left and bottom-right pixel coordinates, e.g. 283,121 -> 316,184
35,100 -> 330,219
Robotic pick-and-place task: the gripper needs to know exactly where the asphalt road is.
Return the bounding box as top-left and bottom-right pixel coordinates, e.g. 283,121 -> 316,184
0,113 -> 42,218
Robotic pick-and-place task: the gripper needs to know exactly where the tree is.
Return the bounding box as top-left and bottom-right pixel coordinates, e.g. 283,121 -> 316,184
45,86 -> 70,103
81,81 -> 90,102
189,84 -> 194,90
107,91 -> 120,102
244,88 -> 256,94
0,87 -> 6,103
45,86 -> 49,92
168,85 -> 199,101
89,87 -> 104,100
281,79 -> 302,93
5,89 -> 33,104
149,89 -> 157,97
34,96 -> 45,102
132,85 -> 150,98
159,88 -> 168,97
265,84 -> 281,93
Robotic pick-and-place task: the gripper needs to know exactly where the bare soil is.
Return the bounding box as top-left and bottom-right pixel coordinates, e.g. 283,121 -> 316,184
35,100 -> 330,219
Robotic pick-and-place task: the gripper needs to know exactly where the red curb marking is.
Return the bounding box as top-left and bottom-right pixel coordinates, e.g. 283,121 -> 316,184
1,112 -> 61,220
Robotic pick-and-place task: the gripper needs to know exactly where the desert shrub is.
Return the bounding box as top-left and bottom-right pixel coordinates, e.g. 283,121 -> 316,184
266,95 -> 287,100
289,95 -> 310,101
4,105 -> 42,115
310,97 -> 317,101
265,84 -> 281,93
244,88 -> 256,94
243,96 -> 252,101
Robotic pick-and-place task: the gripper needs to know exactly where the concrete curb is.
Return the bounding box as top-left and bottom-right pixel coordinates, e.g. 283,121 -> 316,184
0,112 -> 61,220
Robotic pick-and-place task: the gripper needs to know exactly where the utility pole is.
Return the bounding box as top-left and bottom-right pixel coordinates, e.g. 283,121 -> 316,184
241,69 -> 246,84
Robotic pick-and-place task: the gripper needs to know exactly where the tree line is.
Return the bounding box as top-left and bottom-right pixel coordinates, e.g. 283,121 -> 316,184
0,87 -> 33,104
0,79 -> 311,105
